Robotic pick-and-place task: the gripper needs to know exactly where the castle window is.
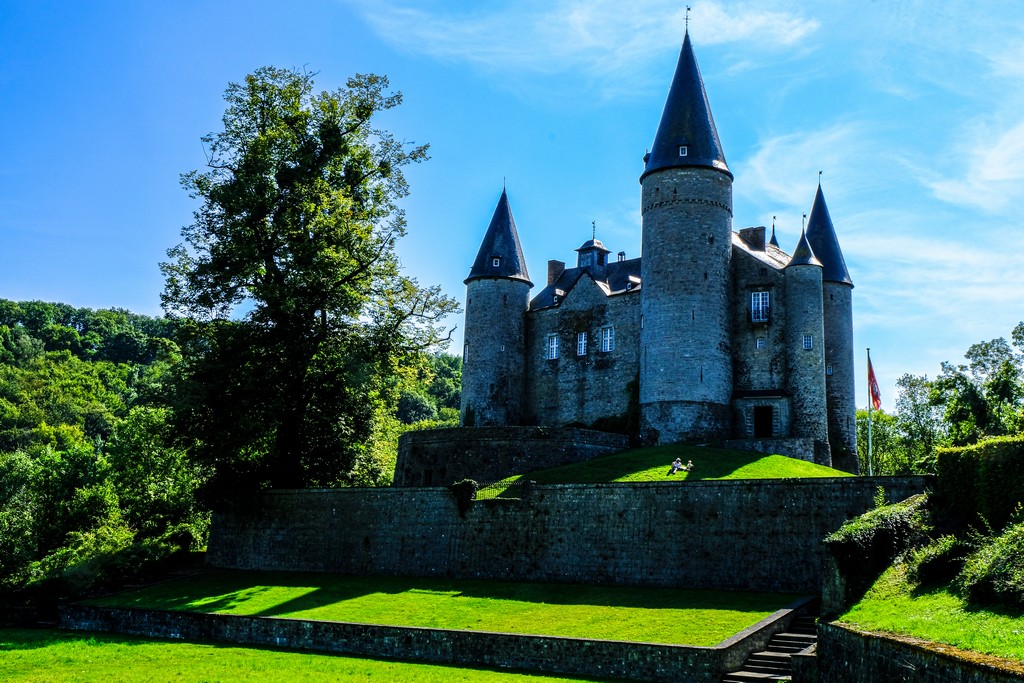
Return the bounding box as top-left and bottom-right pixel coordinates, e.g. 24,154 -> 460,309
577,332 -> 588,356
546,334 -> 559,360
492,256 -> 501,267
463,342 -> 468,363
601,327 -> 615,352
803,334 -> 813,350
579,252 -> 592,268
679,145 -> 688,157
597,252 -> 606,266
751,291 -> 770,323
827,365 -> 833,375
756,337 -> 765,349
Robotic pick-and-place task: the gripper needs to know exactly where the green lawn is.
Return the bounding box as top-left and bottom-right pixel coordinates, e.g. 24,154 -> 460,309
85,570 -> 798,646
479,443 -> 847,497
0,628 -> 615,682
839,563 -> 1024,663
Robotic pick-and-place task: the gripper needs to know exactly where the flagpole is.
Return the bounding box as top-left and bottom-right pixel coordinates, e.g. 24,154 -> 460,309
867,347 -> 874,477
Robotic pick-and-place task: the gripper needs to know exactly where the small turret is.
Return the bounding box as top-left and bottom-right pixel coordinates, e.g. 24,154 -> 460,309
461,189 -> 532,427
806,183 -> 857,472
785,229 -> 830,465
575,238 -> 611,277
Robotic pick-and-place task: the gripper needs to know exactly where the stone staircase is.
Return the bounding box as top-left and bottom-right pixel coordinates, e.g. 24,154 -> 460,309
721,614 -> 818,682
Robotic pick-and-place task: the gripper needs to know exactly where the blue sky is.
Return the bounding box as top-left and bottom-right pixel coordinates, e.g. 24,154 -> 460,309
2,1 -> 1023,410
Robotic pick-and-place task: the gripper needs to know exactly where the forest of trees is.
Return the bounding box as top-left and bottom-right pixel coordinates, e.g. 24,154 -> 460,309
0,297 -> 460,608
858,323 -> 1024,476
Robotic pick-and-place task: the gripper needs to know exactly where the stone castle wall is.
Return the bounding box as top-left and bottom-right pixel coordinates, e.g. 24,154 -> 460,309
524,278 -> 640,427
207,477 -> 929,593
393,426 -> 628,487
731,245 -> 789,397
639,167 -> 735,443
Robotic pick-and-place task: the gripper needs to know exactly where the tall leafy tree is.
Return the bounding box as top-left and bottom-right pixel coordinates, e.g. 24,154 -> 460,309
161,67 -> 457,494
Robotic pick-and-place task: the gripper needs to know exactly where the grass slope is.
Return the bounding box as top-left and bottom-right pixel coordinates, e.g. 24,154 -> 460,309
479,443 -> 847,497
839,564 -> 1024,664
86,571 -> 797,646
0,628 -> 614,682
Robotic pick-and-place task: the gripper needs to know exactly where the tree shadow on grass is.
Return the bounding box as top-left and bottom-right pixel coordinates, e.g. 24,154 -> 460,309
242,574 -> 797,619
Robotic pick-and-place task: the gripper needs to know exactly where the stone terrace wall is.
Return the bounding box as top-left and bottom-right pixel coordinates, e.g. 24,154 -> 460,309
208,477 -> 929,593
393,426 -> 628,486
59,601 -> 811,682
817,622 -> 1024,683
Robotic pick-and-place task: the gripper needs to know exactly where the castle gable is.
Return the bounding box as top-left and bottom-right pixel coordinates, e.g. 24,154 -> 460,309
529,257 -> 641,311
731,230 -> 790,271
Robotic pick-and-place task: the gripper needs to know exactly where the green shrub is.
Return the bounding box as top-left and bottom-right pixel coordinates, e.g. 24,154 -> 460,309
824,494 -> 931,602
909,534 -> 968,586
450,479 -> 478,518
936,435 -> 1024,531
958,521 -> 1024,608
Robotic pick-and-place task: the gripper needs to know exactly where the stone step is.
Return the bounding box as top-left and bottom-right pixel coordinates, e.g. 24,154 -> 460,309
747,655 -> 791,667
749,651 -> 792,662
744,663 -> 790,675
769,633 -> 816,648
722,671 -> 790,682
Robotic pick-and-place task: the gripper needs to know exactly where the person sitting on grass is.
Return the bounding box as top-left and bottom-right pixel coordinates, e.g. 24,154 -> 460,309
667,457 -> 684,475
684,460 -> 694,472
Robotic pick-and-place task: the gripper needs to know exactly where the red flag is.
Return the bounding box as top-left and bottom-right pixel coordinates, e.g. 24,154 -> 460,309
868,357 -> 882,410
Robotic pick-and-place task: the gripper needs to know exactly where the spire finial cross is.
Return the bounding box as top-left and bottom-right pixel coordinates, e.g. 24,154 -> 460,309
802,213 -> 807,231
685,6 -> 691,32
818,170 -> 823,185
772,215 -> 776,231
592,220 -> 596,240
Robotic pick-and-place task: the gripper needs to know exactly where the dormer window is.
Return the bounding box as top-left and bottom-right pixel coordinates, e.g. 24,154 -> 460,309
492,257 -> 501,268
679,145 -> 688,157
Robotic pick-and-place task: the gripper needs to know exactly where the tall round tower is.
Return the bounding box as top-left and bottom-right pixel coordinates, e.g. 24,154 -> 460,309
805,184 -> 858,473
460,189 -> 532,427
639,32 -> 734,443
784,230 -> 831,466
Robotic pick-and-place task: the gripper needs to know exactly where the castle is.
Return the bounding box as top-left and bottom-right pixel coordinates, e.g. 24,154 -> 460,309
459,32 -> 858,473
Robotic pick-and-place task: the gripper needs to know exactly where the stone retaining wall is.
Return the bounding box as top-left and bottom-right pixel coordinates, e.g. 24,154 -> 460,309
817,622 -> 1024,682
208,477 -> 930,593
59,598 -> 812,683
393,426 -> 629,486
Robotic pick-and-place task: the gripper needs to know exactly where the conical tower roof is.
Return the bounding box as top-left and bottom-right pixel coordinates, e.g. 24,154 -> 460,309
465,189 -> 532,286
805,184 -> 852,285
786,229 -> 822,268
641,32 -> 731,182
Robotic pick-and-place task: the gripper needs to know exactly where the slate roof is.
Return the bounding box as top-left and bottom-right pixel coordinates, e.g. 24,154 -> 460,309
641,32 -> 731,182
786,230 -> 823,268
529,257 -> 642,311
731,232 -> 791,270
465,189 -> 533,286
804,184 -> 852,285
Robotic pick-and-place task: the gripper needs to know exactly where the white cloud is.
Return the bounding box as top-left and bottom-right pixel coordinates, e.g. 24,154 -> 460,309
735,122 -> 867,210
344,0 -> 819,96
927,119 -> 1024,212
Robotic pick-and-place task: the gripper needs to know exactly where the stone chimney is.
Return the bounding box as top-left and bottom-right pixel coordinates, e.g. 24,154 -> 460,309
739,226 -> 766,251
547,260 -> 565,285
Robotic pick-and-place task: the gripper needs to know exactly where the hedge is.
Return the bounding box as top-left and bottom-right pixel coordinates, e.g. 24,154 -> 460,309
936,435 -> 1024,531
